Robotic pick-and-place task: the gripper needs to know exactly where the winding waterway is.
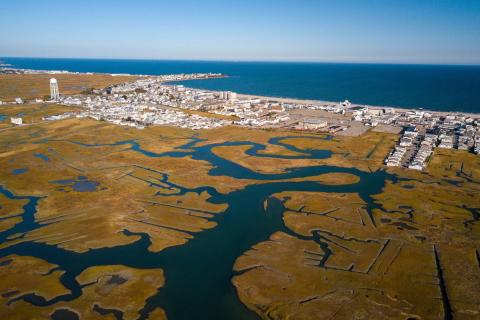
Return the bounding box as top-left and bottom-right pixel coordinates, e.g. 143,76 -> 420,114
0,135 -> 395,320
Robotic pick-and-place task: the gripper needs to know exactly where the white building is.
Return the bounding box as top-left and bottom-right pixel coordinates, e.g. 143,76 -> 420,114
227,91 -> 237,100
174,85 -> 185,92
11,117 -> 23,125
341,100 -> 351,108
218,91 -> 237,100
301,118 -> 327,130
50,78 -> 60,101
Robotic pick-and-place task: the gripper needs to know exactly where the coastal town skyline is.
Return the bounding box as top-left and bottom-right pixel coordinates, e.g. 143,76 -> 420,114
1,0 -> 479,64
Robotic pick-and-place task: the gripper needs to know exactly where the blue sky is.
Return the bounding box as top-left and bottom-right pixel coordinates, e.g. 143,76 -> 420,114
1,0 -> 479,64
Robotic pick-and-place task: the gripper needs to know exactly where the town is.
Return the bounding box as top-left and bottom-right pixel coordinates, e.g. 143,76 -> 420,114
2,68 -> 480,171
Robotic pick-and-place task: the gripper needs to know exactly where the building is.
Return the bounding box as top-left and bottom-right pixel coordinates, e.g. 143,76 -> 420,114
174,85 -> 185,92
11,117 -> 22,125
227,91 -> 237,100
270,104 -> 285,112
300,118 -> 327,130
341,100 -> 351,108
50,78 -> 60,101
218,91 -> 237,100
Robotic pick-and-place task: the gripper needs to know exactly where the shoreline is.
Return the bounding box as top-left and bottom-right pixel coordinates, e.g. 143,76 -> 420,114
167,79 -> 480,118
2,65 -> 480,118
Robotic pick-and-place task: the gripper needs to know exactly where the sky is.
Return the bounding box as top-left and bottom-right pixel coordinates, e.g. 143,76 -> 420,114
0,0 -> 479,64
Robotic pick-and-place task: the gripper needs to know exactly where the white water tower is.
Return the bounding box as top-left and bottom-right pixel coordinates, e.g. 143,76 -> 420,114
50,78 -> 60,101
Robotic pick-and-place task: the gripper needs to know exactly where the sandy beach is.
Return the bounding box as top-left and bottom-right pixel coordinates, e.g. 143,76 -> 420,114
169,80 -> 480,118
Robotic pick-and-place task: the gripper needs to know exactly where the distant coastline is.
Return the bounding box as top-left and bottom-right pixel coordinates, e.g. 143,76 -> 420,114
3,64 -> 480,118
167,78 -> 480,118
2,57 -> 480,114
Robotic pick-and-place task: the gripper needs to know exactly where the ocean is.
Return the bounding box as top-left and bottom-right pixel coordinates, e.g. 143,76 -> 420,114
2,57 -> 480,113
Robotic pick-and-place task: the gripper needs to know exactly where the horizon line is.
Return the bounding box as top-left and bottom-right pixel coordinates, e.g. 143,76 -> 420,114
1,55 -> 480,67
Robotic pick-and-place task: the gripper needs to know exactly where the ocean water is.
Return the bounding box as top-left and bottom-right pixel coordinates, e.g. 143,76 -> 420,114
2,57 -> 480,113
